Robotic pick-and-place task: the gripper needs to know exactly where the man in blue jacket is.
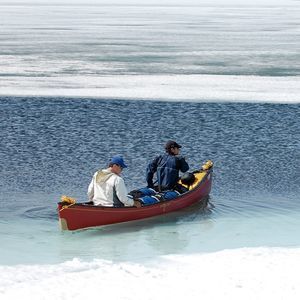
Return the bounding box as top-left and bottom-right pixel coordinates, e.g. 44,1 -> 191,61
146,140 -> 189,191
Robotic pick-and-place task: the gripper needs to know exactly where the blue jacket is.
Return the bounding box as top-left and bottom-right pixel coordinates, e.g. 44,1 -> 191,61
146,154 -> 189,191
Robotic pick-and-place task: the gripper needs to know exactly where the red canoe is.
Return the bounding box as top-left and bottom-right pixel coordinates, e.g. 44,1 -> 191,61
58,162 -> 213,231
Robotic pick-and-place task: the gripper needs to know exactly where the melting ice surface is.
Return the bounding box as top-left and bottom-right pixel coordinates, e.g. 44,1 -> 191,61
0,2 -> 300,102
1,248 -> 300,300
0,2 -> 300,299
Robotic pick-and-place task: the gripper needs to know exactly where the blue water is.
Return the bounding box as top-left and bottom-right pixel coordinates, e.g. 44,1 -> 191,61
0,97 -> 299,265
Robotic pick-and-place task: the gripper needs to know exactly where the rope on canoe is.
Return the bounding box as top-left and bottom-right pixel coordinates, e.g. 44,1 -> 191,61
60,195 -> 76,211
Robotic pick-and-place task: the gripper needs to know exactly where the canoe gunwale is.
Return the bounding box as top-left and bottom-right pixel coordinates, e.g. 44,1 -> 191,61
58,168 -> 212,211
57,168 -> 213,230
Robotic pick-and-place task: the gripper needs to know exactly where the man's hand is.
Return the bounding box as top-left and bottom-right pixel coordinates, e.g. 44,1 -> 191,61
133,200 -> 142,208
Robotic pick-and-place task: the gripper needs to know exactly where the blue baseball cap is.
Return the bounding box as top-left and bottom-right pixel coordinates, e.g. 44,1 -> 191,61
110,155 -> 128,168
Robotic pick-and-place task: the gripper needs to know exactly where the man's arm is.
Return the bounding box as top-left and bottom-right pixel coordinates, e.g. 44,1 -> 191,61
178,156 -> 189,173
146,156 -> 159,187
115,176 -> 134,206
87,175 -> 95,201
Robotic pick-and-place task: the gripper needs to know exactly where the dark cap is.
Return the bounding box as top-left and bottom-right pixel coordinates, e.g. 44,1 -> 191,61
165,140 -> 182,150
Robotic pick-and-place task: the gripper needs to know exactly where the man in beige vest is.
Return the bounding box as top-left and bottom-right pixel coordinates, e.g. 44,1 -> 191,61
88,155 -> 141,207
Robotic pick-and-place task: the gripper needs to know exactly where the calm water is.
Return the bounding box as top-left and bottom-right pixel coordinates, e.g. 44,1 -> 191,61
0,97 -> 299,265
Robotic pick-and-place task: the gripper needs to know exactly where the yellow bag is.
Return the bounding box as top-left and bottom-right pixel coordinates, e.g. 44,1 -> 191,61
201,160 -> 213,170
61,195 -> 76,204
59,195 -> 76,211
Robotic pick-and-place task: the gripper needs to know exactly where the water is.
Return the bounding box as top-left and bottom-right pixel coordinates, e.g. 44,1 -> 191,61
0,2 -> 300,299
0,97 -> 299,266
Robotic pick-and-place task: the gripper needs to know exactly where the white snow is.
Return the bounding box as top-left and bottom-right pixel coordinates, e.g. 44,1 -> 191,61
1,74 -> 299,103
1,247 -> 300,300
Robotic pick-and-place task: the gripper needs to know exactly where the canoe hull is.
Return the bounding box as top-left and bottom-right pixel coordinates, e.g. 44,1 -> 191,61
58,170 -> 212,231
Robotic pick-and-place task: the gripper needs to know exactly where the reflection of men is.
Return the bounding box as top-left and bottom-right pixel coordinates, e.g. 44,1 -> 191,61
146,140 -> 189,191
88,155 -> 141,207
